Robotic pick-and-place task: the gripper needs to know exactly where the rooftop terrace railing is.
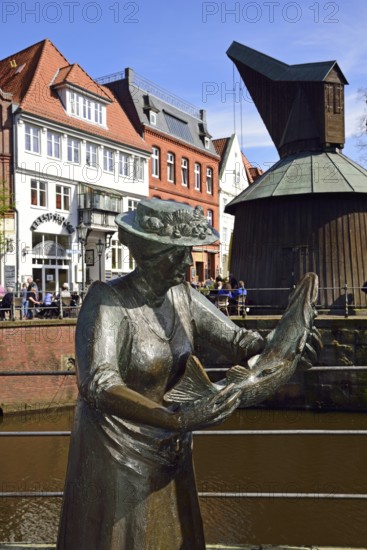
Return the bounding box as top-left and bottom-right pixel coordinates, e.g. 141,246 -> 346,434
95,69 -> 202,119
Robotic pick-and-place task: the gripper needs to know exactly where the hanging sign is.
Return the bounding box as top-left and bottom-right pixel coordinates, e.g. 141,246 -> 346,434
31,212 -> 75,234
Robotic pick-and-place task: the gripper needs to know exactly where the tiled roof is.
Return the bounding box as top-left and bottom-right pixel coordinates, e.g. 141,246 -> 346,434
213,136 -> 262,183
241,152 -> 255,183
241,152 -> 263,183
52,63 -> 111,102
0,39 -> 150,153
213,137 -> 231,174
0,39 -> 47,103
213,137 -> 230,160
248,166 -> 263,181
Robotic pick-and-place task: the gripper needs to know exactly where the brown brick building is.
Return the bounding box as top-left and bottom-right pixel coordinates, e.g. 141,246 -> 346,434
101,69 -> 221,281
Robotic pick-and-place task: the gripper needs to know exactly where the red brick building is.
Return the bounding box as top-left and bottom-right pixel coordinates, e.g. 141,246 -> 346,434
101,69 -> 221,281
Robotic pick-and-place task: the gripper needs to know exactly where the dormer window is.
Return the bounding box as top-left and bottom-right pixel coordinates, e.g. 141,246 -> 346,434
66,89 -> 106,126
83,97 -> 92,120
70,91 -> 80,116
143,94 -> 159,127
95,103 -> 103,124
204,137 -> 210,149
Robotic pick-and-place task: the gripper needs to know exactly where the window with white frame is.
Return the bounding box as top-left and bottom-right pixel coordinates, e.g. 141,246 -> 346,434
152,147 -> 160,178
67,137 -> 80,163
222,226 -> 228,243
133,157 -> 144,181
128,199 -> 139,211
86,143 -> 98,167
181,158 -> 189,186
149,111 -> 157,125
67,90 -> 105,126
56,184 -> 71,211
103,149 -> 114,173
167,152 -> 175,183
69,91 -> 80,116
111,239 -> 123,271
83,97 -> 92,121
207,209 -> 213,226
194,163 -> 201,191
94,103 -> 103,124
25,124 -> 40,154
119,152 -> 129,177
47,130 -> 60,159
206,167 -> 213,194
204,137 -> 210,150
31,179 -> 47,207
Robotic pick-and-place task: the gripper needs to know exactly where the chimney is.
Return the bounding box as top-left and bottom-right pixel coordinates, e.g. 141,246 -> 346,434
124,67 -> 134,84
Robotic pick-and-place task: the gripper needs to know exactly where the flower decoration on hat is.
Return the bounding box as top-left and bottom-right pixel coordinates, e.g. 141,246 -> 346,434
140,206 -> 212,240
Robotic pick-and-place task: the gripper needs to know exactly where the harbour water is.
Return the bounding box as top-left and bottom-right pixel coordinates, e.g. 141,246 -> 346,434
1,407 -> 367,547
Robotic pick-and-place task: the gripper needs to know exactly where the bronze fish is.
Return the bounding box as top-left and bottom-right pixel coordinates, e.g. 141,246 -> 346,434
165,272 -> 321,408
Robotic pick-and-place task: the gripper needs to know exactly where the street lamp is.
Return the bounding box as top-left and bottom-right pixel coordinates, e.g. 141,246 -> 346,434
77,219 -> 88,300
96,238 -> 104,281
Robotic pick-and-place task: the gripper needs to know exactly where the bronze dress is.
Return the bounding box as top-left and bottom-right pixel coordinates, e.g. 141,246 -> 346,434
57,275 -> 249,550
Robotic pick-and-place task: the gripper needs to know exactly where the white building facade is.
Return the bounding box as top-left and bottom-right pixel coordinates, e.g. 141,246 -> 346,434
0,39 -> 151,295
213,134 -> 250,277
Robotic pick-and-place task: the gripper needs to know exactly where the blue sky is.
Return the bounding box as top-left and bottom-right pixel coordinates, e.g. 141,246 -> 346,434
1,0 -> 366,169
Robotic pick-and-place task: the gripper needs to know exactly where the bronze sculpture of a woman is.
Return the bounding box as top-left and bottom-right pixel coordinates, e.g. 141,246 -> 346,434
57,198 -> 319,549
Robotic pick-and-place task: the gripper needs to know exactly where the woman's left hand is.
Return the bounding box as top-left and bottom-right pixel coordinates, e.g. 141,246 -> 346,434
173,383 -> 241,432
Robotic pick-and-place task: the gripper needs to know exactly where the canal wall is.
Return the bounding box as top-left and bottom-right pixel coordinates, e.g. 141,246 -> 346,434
1,316 -> 367,414
198,315 -> 367,412
0,319 -> 77,415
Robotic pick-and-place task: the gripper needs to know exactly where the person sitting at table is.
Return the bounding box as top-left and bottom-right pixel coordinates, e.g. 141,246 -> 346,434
61,282 -> 71,298
40,291 -> 56,318
233,280 -> 248,315
208,280 -> 222,302
234,280 -> 247,299
0,287 -> 14,320
218,282 -> 233,299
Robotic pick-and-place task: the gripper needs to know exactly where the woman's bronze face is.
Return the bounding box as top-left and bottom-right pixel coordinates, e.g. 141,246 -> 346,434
119,228 -> 194,289
149,246 -> 194,287
139,245 -> 193,288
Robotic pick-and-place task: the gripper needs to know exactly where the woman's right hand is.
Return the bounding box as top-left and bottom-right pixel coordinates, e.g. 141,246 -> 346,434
174,383 -> 241,432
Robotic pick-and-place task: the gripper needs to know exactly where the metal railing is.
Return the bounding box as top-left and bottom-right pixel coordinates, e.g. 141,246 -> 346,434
0,298 -> 81,322
1,283 -> 366,323
0,427 -> 366,500
0,365 -> 367,550
197,283 -> 367,318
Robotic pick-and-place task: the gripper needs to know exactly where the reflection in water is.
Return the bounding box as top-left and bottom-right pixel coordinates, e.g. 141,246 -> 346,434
1,408 -> 367,545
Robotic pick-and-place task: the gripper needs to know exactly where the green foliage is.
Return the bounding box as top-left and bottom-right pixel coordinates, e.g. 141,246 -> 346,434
0,180 -> 14,252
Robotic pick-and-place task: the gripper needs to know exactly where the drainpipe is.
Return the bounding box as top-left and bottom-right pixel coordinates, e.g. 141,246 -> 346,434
12,105 -> 20,293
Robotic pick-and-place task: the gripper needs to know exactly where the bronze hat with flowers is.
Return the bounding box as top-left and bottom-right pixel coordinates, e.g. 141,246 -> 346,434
115,198 -> 219,246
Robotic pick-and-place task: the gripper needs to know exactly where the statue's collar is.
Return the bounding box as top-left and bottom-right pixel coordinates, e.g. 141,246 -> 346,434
129,271 -> 169,308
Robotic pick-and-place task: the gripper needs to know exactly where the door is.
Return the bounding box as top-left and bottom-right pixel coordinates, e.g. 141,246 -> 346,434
33,266 -> 69,297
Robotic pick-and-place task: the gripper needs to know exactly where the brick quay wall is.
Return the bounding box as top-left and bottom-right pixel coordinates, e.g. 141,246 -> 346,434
1,316 -> 367,414
0,319 -> 77,415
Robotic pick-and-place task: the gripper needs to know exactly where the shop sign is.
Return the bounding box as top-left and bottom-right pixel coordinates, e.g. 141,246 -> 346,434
5,265 -> 15,288
31,212 -> 75,234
